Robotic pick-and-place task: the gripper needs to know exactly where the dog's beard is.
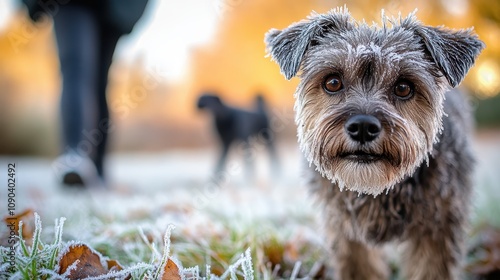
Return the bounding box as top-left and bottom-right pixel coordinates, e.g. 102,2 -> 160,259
298,109 -> 431,196
320,156 -> 413,195
329,160 -> 399,195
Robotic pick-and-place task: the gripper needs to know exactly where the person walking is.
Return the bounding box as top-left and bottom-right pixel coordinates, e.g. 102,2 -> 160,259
22,0 -> 149,187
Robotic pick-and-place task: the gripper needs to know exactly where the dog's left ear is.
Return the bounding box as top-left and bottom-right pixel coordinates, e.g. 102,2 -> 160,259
265,8 -> 353,80
415,26 -> 484,87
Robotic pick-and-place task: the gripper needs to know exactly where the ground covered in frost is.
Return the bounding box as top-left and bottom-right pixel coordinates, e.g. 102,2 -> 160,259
1,131 -> 500,279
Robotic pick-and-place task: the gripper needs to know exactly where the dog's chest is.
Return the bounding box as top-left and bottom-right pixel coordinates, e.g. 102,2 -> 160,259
311,165 -> 433,243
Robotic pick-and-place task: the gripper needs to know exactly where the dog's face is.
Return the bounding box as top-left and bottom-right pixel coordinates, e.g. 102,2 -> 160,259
265,8 -> 484,195
197,94 -> 223,110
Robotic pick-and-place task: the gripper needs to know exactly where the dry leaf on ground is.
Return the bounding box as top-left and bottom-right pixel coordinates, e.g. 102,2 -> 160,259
162,258 -> 181,280
1,208 -> 34,246
57,243 -> 108,279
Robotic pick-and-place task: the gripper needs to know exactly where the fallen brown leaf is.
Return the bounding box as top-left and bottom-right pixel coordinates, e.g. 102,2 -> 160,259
107,259 -> 124,272
107,259 -> 132,280
58,243 -> 108,279
162,258 -> 181,280
1,208 -> 34,246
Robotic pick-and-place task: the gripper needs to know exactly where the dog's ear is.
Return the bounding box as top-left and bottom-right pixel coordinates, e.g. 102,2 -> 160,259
415,26 -> 484,87
264,22 -> 315,80
265,8 -> 353,80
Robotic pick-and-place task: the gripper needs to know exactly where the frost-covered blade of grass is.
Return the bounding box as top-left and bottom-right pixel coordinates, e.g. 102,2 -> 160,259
0,213 -> 263,280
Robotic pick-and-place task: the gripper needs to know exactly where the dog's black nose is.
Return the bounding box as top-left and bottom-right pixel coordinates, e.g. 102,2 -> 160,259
345,115 -> 381,144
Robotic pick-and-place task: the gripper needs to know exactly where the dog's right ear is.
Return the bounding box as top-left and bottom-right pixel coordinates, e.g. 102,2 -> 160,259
265,22 -> 315,80
265,8 -> 353,80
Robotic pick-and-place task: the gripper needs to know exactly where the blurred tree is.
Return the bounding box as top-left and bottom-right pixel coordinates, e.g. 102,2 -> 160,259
0,12 -> 60,155
475,0 -> 500,23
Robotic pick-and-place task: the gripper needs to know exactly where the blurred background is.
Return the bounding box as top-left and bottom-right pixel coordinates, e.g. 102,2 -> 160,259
0,0 -> 499,157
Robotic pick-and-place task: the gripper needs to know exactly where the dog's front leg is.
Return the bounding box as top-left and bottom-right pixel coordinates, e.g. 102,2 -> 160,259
401,225 -> 464,280
332,237 -> 389,280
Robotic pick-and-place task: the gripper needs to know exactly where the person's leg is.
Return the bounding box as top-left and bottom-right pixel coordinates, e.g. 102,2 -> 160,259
93,26 -> 121,178
53,7 -> 100,186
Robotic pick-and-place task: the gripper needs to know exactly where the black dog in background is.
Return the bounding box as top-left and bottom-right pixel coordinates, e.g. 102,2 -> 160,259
197,93 -> 279,178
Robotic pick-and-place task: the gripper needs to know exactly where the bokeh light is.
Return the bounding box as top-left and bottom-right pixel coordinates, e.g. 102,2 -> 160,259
474,60 -> 500,98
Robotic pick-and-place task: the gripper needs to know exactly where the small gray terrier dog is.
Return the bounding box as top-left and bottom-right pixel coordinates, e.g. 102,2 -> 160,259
265,7 -> 484,280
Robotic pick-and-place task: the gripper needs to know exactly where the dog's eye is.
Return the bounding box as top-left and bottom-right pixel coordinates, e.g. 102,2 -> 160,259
323,74 -> 343,94
393,80 -> 414,99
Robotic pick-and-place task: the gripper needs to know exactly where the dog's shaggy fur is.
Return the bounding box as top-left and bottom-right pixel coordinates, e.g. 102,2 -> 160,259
265,8 -> 484,279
